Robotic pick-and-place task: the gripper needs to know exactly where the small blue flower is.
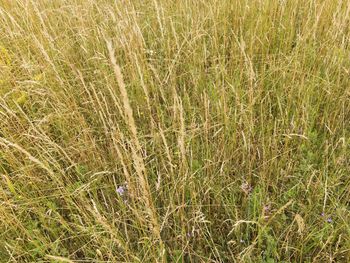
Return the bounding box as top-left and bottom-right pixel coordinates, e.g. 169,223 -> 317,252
116,186 -> 125,196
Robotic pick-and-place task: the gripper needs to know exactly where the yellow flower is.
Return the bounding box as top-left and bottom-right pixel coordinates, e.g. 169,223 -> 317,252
15,91 -> 28,105
33,73 -> 43,81
0,45 -> 11,65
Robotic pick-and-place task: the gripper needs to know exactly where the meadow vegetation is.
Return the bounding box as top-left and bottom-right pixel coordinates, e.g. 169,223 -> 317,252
0,0 -> 350,262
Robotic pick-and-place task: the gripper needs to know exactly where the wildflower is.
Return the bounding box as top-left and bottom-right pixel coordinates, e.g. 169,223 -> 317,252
263,204 -> 271,212
116,186 -> 125,196
145,49 -> 155,56
263,204 -> 271,220
0,45 -> 11,65
327,217 -> 332,223
241,182 -> 252,195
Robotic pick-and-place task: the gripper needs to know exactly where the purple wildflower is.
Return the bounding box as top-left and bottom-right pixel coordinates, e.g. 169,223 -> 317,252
320,212 -> 325,217
327,217 -> 332,223
116,186 -> 125,196
241,182 -> 252,195
263,204 -> 271,213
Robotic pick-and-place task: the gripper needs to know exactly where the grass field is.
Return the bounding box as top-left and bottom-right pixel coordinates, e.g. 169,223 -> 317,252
1,0 -> 350,262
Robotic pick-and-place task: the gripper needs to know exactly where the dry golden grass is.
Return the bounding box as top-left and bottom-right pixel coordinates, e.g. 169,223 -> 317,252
0,0 -> 350,262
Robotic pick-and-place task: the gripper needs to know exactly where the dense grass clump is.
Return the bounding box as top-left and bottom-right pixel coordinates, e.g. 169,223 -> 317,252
1,0 -> 350,262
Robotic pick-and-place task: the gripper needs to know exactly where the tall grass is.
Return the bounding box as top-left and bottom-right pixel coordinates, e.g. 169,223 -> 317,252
1,0 -> 350,262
